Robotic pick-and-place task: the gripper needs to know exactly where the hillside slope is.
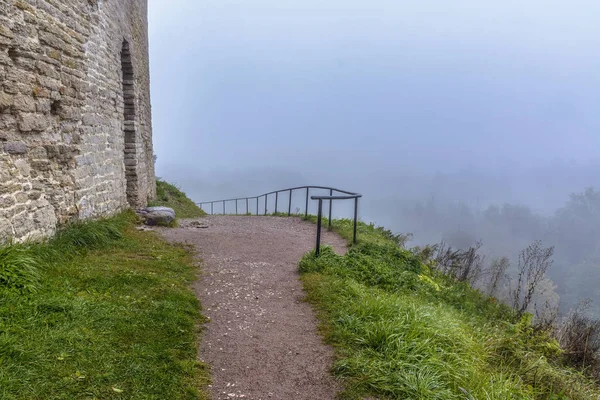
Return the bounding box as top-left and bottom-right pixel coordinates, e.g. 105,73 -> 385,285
150,179 -> 207,218
299,219 -> 600,399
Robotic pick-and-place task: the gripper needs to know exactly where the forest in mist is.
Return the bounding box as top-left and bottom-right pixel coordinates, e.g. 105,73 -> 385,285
384,186 -> 600,316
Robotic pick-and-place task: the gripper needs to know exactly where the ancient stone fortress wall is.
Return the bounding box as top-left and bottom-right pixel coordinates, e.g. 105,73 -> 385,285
0,0 -> 155,241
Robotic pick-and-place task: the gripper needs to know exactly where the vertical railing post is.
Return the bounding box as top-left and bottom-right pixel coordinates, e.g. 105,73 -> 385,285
275,192 -> 278,214
315,199 -> 323,256
353,197 -> 358,244
288,189 -> 292,216
235,199 -> 238,215
246,198 -> 249,214
264,195 -> 267,215
211,202 -> 213,215
328,189 -> 333,229
305,187 -> 309,217
256,198 -> 259,215
223,200 -> 226,215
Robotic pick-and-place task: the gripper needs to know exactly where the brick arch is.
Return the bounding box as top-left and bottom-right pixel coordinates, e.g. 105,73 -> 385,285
121,39 -> 138,206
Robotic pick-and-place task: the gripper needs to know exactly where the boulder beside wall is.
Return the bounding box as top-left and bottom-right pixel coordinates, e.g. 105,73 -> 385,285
137,207 -> 176,226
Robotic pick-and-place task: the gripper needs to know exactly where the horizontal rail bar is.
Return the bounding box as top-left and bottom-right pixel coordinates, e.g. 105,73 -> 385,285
311,195 -> 362,200
258,186 -> 358,197
199,196 -> 259,205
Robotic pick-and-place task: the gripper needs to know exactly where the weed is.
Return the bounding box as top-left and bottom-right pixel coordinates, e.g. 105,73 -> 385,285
558,299 -> 600,374
512,241 -> 554,315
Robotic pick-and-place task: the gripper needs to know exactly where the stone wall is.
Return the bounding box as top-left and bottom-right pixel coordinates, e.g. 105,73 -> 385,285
0,0 -> 155,241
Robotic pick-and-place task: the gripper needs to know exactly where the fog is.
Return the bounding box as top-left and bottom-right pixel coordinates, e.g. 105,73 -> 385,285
148,1 -> 600,313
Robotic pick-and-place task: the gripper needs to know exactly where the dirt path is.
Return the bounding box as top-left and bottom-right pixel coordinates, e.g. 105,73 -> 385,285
160,216 -> 347,400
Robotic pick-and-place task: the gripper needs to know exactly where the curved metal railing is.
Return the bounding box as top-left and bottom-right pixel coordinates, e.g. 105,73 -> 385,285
197,186 -> 362,256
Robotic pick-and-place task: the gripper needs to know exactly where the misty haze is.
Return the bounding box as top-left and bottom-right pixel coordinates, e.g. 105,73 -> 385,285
149,1 -> 600,315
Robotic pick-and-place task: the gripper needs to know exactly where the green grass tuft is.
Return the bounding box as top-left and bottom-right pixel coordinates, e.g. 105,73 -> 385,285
0,211 -> 210,399
0,244 -> 41,294
300,219 -> 600,400
302,215 -> 412,247
52,216 -> 125,251
150,179 -> 206,219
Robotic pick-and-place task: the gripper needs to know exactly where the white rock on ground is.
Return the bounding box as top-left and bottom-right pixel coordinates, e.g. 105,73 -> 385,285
137,206 -> 176,226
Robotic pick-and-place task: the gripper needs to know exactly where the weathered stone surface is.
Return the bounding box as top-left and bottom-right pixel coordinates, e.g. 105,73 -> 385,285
137,207 -> 176,226
4,141 -> 27,154
0,92 -> 12,110
12,94 -> 36,112
0,0 -> 156,242
18,113 -> 49,131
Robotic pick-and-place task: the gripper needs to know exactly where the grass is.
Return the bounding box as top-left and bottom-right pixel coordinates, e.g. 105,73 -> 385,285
150,179 -> 206,219
0,212 -> 210,399
299,218 -> 600,399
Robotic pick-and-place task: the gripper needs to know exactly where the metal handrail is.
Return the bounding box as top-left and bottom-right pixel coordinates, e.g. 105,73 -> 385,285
197,186 -> 362,256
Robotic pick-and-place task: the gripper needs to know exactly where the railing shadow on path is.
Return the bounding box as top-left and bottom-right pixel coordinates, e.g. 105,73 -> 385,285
197,186 -> 362,256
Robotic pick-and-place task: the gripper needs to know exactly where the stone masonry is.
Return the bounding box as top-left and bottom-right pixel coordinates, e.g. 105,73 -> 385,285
0,0 -> 155,241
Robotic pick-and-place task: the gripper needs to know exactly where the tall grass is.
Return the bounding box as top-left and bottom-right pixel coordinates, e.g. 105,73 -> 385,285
0,244 -> 40,294
0,211 -> 209,399
0,216 -> 127,295
300,221 -> 600,399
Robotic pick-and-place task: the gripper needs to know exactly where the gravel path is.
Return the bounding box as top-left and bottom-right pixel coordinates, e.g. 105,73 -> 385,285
160,216 -> 347,400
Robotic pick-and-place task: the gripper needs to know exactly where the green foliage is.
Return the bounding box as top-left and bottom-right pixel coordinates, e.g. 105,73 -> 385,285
51,216 -> 125,252
269,211 -> 292,217
302,215 -> 412,247
300,220 -> 600,399
0,212 -> 210,399
150,179 -> 207,218
300,244 -> 424,292
0,244 -> 41,294
0,216 -> 129,296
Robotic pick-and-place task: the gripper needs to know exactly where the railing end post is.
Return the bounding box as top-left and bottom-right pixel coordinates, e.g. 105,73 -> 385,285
328,189 -> 333,229
353,197 -> 358,244
316,199 -> 323,257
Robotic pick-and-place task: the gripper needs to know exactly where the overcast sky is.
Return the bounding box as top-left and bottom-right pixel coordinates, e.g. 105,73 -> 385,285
147,0 -> 600,213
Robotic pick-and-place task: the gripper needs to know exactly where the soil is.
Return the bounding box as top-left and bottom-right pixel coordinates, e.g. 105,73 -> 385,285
160,216 -> 347,400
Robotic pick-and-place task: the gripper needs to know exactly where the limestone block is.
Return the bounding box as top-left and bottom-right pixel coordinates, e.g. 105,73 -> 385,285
14,159 -> 30,175
18,113 -> 49,131
0,92 -> 12,110
12,94 -> 36,112
4,141 -> 27,154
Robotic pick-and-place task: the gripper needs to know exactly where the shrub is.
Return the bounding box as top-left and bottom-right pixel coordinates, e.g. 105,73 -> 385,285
487,256 -> 510,297
558,300 -> 600,374
413,241 -> 485,286
512,241 -> 554,315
